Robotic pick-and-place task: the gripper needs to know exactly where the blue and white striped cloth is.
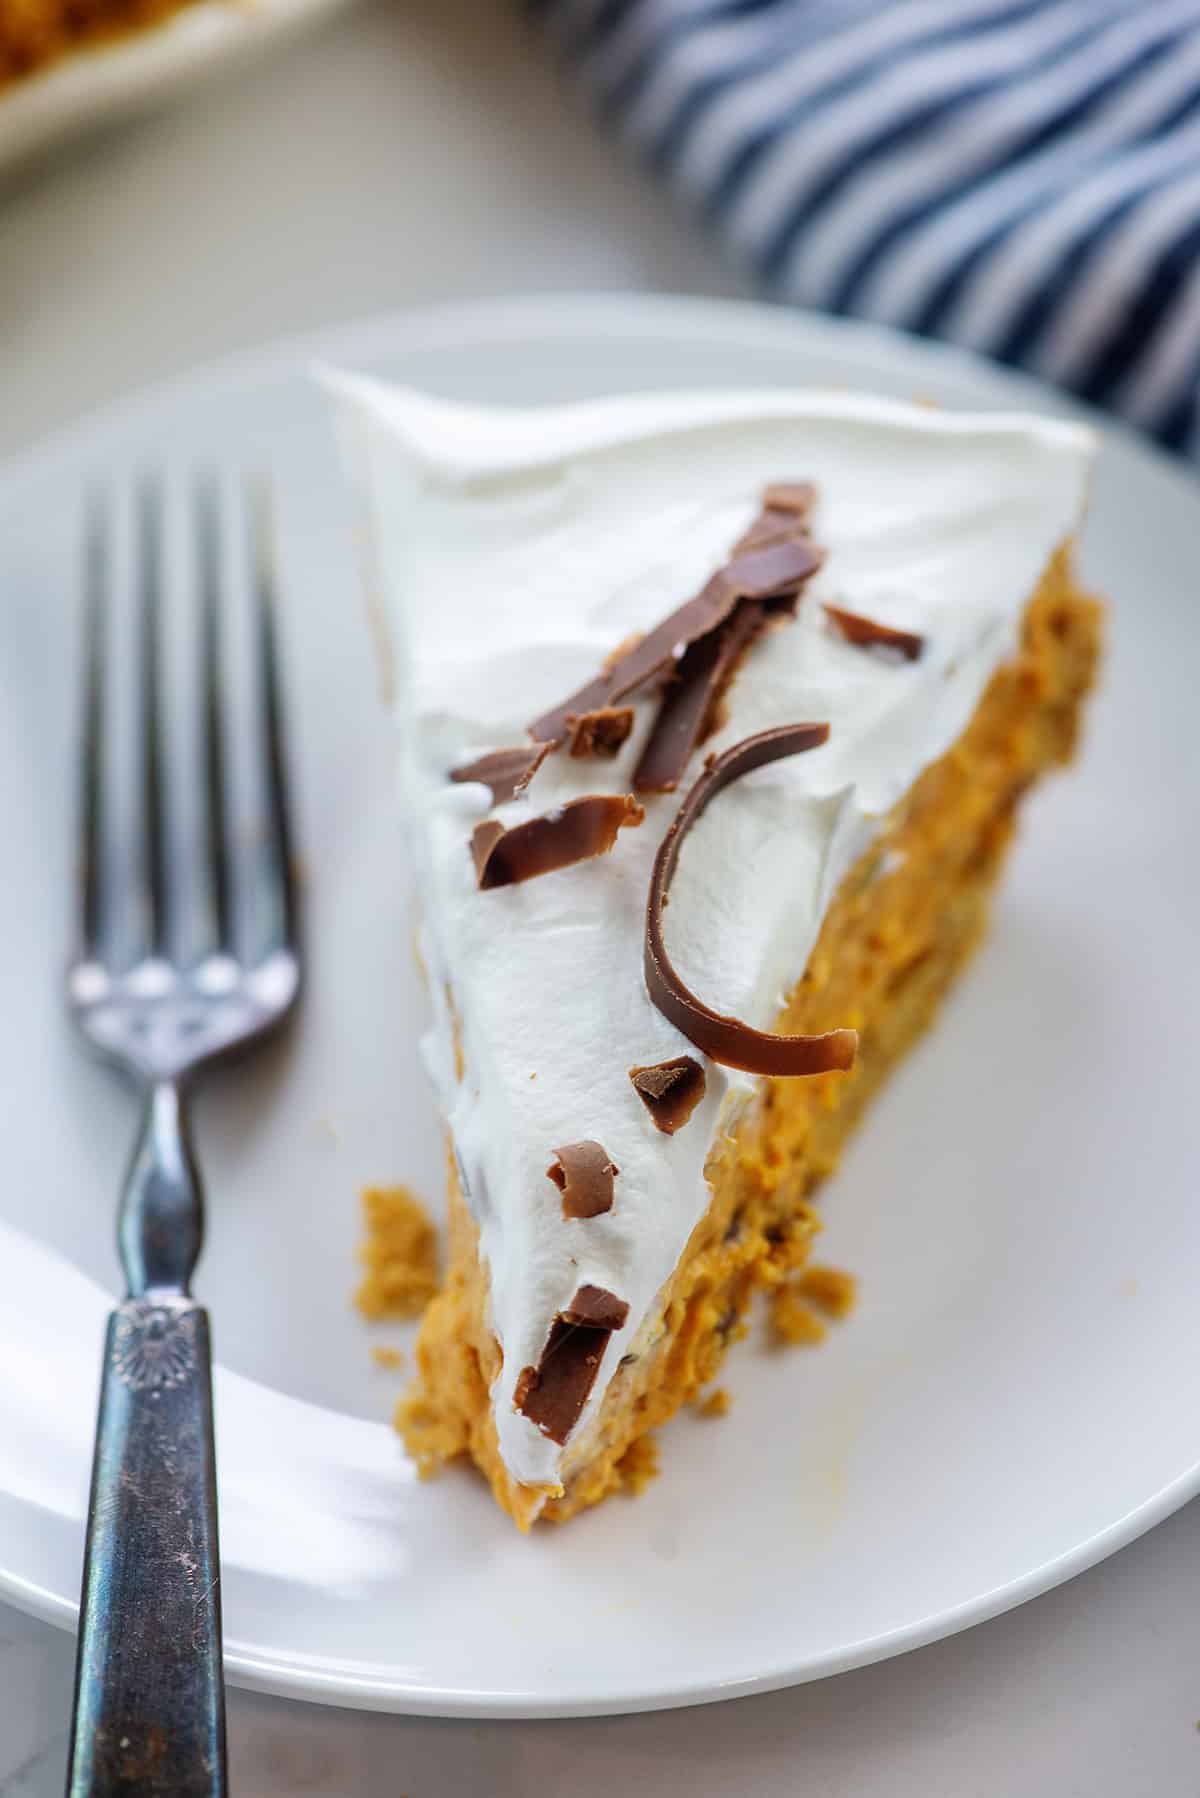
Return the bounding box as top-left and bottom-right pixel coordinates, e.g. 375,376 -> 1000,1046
536,0 -> 1200,454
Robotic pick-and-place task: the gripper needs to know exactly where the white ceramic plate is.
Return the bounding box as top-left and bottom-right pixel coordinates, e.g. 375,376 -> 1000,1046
1,295 -> 1197,1718
0,0 -> 354,172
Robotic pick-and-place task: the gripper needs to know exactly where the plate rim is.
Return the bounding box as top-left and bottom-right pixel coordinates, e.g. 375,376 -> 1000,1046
8,289 -> 1198,499
3,291 -> 1198,1718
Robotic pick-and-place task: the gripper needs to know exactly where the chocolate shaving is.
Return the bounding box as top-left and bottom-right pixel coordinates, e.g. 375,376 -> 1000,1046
732,486 -> 814,552
763,481 -> 816,517
631,488 -> 821,793
529,537 -> 821,746
629,1056 -> 706,1134
824,604 -> 924,662
644,725 -> 858,1077
733,507 -> 806,553
472,794 -> 643,890
515,1318 -> 613,1445
450,742 -> 550,805
561,1285 -> 630,1331
548,1141 -> 618,1219
512,1365 -> 539,1412
515,1284 -> 632,1442
567,707 -> 634,759
602,631 -> 644,674
632,601 -> 768,795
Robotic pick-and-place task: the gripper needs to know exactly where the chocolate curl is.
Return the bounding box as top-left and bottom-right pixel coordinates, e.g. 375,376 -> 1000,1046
629,1057 -> 707,1134
823,604 -> 924,662
734,509 -> 807,553
528,538 -> 821,746
560,1285 -> 630,1331
632,601 -> 768,795
548,1142 -> 618,1219
513,1324 -> 607,1445
762,482 -> 816,516
450,742 -> 550,804
644,725 -> 858,1077
633,487 -> 822,793
514,1287 -> 630,1444
472,794 -> 643,889
567,707 -> 635,759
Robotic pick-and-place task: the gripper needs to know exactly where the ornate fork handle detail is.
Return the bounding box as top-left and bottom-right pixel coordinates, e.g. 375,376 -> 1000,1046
66,1082 -> 226,1797
111,1300 -> 199,1394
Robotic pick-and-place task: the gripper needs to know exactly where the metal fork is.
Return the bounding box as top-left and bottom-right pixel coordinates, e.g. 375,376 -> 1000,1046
65,477 -> 300,1796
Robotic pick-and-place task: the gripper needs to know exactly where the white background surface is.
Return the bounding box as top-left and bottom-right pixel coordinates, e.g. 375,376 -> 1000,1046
2,1 -> 1199,1791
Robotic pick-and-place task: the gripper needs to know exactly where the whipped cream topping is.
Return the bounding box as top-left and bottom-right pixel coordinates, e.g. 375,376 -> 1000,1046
329,376 -> 1093,1503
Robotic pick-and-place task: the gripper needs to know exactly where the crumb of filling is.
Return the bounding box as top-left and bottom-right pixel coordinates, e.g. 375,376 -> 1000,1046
697,1388 -> 731,1419
354,1185 -> 438,1320
795,1265 -> 858,1320
769,1287 -> 828,1348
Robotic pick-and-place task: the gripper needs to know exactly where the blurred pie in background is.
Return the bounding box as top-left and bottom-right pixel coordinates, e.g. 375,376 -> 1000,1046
0,0 -> 197,89
0,0 -> 349,170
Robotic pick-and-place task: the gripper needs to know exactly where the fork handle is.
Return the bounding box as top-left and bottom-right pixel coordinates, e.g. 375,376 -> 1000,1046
67,1298 -> 226,1796
67,1082 -> 226,1796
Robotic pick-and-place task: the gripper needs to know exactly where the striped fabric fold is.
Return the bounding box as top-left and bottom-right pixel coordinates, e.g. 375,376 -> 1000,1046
535,0 -> 1200,452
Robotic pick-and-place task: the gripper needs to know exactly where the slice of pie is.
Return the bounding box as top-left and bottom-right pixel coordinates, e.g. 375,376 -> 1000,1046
332,377 -> 1102,1530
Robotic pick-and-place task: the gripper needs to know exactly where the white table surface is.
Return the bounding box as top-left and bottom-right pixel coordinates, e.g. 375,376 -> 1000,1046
3,3 -> 1198,1792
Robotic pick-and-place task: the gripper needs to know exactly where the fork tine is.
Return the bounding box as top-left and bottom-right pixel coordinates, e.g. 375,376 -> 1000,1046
246,476 -> 297,956
195,476 -> 232,959
79,489 -> 108,959
137,475 -> 168,958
